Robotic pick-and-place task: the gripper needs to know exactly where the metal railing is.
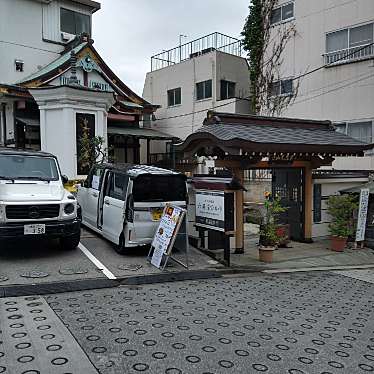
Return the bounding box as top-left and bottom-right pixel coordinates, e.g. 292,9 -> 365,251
324,43 -> 374,65
151,32 -> 243,71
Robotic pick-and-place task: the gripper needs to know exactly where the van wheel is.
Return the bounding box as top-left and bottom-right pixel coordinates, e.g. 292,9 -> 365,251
115,235 -> 129,255
60,233 -> 80,250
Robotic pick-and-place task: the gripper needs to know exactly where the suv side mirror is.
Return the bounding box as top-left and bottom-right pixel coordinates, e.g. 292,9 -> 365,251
61,175 -> 69,185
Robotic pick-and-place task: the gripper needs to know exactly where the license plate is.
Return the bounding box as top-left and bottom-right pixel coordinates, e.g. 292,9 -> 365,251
151,209 -> 163,221
24,224 -> 46,235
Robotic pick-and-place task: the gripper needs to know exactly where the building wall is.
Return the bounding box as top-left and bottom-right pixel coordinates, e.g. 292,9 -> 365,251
270,0 -> 374,168
142,51 -> 251,143
0,0 -> 94,85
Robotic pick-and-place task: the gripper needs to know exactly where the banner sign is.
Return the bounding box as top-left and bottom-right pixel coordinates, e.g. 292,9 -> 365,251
151,205 -> 186,268
356,188 -> 370,242
195,190 -> 225,232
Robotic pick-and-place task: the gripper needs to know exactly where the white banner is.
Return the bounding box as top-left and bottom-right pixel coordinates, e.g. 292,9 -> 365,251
355,188 -> 370,242
195,190 -> 225,232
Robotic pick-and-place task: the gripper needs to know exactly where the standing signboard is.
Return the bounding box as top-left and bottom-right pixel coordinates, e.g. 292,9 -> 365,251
148,204 -> 187,270
355,188 -> 370,245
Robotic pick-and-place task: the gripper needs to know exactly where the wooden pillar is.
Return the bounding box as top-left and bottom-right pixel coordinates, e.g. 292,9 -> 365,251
304,163 -> 313,242
233,168 -> 244,253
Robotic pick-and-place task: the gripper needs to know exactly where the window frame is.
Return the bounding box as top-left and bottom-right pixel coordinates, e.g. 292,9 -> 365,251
60,7 -> 91,36
334,120 -> 374,144
325,21 -> 374,64
270,1 -> 295,26
196,79 -> 213,101
220,80 -> 236,100
269,77 -> 294,97
167,87 -> 182,107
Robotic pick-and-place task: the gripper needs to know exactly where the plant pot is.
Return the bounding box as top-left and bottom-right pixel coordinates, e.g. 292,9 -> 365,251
258,246 -> 275,263
330,236 -> 347,252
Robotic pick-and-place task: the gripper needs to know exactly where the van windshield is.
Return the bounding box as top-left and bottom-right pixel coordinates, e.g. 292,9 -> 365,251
0,154 -> 59,181
133,174 -> 186,202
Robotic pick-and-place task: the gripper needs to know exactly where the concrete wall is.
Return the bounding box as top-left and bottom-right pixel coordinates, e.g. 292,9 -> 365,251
142,51 -> 251,144
0,0 -> 94,85
269,0 -> 374,169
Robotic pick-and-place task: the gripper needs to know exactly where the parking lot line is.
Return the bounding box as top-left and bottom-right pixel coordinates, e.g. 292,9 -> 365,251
78,242 -> 117,280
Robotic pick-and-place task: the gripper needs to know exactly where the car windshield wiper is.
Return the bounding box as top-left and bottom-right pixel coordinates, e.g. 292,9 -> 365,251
0,175 -> 15,181
17,176 -> 52,182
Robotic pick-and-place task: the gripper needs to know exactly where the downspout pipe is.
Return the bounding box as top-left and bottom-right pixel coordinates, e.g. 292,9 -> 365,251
1,103 -> 6,147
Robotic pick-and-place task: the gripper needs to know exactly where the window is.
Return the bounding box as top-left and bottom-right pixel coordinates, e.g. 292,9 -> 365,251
167,87 -> 181,107
220,80 -> 236,100
133,175 -> 186,202
269,78 -> 293,96
108,173 -> 128,201
270,2 -> 294,25
196,80 -> 212,100
325,22 -> 374,64
61,8 -> 91,35
15,60 -> 24,72
335,121 -> 373,144
313,184 -> 322,223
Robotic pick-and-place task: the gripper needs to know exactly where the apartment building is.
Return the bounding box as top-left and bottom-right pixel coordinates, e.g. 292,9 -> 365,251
142,32 -> 252,143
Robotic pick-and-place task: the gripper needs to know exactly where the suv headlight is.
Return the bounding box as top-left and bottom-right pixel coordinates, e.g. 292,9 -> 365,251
64,203 -> 75,215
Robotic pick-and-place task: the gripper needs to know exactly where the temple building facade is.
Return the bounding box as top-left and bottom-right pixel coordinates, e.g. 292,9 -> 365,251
0,0 -> 171,179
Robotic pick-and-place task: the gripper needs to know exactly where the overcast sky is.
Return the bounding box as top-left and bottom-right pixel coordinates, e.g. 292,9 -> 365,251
93,0 -> 249,96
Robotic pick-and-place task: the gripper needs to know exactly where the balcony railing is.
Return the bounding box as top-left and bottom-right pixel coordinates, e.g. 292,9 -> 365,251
324,43 -> 374,65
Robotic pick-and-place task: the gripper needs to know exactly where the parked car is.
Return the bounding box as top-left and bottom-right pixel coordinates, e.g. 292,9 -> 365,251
77,164 -> 187,253
0,148 -> 81,249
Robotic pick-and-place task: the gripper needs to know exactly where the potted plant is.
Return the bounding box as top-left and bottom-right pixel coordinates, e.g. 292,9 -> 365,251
259,192 -> 287,263
327,194 -> 358,252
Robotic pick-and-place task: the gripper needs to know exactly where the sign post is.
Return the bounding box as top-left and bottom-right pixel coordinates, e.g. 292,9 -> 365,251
355,188 -> 370,249
195,189 -> 235,266
148,204 -> 188,270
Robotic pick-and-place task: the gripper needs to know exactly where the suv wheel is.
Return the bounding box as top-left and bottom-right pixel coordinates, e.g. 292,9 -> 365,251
60,232 -> 80,250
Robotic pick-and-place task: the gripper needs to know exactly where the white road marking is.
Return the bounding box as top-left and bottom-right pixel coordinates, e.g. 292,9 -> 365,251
263,264 -> 374,274
78,242 -> 117,280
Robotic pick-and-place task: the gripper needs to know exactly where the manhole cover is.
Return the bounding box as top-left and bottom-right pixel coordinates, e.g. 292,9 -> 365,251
20,271 -> 49,279
117,264 -> 143,271
59,268 -> 88,275
0,275 -> 8,282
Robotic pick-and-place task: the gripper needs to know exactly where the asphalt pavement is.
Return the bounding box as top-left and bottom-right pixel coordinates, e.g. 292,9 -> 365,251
1,270 -> 374,373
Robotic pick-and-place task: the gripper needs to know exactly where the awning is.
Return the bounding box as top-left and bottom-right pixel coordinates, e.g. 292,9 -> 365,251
15,116 -> 40,127
108,126 -> 176,140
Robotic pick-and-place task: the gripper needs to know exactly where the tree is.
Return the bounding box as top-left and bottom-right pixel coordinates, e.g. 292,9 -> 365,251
241,0 -> 299,116
78,123 -> 109,174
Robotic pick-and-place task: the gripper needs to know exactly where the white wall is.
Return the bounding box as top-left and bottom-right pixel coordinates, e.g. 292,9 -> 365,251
0,0 -> 94,85
143,51 -> 251,145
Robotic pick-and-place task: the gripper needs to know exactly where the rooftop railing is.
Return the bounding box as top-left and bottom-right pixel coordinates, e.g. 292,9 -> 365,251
151,32 -> 243,71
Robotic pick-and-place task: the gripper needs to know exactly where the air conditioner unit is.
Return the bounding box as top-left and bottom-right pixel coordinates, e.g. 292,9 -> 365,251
61,32 -> 75,43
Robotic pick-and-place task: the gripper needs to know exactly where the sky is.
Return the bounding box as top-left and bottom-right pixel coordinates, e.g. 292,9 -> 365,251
93,0 -> 249,96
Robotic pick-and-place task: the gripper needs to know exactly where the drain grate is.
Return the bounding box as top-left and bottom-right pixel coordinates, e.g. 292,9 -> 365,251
59,268 -> 88,275
117,264 -> 143,272
0,296 -> 98,373
20,271 -> 49,279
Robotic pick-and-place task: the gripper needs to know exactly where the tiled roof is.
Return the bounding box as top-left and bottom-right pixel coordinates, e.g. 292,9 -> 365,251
195,123 -> 367,147
17,43 -> 88,84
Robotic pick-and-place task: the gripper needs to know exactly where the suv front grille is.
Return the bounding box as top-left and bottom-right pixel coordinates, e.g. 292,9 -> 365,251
6,204 -> 60,219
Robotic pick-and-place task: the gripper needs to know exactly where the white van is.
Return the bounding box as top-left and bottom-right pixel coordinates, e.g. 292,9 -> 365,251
77,164 -> 187,253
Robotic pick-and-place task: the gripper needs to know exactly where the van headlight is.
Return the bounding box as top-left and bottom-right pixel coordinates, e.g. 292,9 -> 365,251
64,203 -> 75,215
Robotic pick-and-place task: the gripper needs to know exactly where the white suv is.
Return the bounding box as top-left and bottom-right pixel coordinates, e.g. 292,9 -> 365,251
0,148 -> 81,250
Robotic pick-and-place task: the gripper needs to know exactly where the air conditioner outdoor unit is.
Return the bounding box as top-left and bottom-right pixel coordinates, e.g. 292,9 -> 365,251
61,32 -> 75,43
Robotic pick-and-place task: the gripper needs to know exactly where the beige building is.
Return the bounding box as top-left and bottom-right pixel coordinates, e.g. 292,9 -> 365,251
269,0 -> 374,168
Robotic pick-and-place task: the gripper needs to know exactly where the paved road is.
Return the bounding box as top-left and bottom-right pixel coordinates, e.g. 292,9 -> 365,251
2,270 -> 374,373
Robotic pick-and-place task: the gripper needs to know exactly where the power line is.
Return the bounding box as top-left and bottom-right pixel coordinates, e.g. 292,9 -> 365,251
153,42 -> 374,123
0,40 -> 61,54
